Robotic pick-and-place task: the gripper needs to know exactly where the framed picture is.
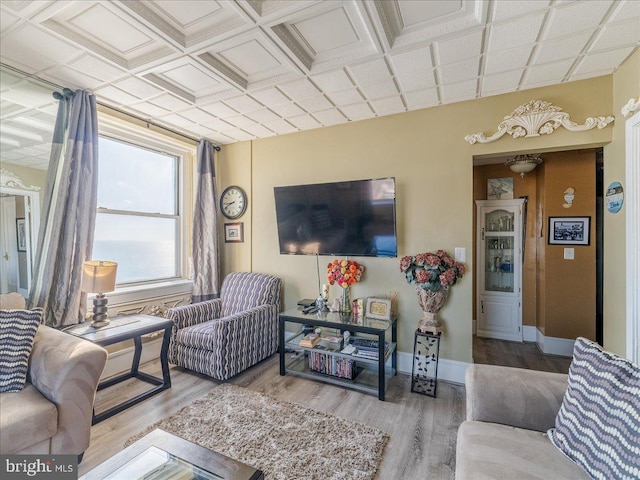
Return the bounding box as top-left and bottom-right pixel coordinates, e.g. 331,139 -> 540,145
224,222 -> 244,243
16,218 -> 26,252
365,297 -> 391,320
487,178 -> 514,200
548,216 -> 590,246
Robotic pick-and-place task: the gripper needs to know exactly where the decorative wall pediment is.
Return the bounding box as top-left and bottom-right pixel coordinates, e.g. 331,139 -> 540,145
0,168 -> 41,191
465,100 -> 614,145
621,97 -> 639,118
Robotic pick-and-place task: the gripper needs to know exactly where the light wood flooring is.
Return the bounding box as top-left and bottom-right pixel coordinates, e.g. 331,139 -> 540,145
80,338 -> 569,479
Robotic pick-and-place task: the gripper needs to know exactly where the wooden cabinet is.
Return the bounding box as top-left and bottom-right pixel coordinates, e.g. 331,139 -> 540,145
476,199 -> 524,342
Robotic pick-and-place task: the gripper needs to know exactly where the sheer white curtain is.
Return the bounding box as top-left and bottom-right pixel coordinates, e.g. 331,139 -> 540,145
29,89 -> 99,327
192,139 -> 221,302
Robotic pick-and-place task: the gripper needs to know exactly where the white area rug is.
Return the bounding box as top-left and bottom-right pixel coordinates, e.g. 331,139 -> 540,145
127,384 -> 388,480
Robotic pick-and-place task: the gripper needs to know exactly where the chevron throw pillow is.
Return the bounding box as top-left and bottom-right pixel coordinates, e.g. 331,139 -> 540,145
0,309 -> 42,393
548,337 -> 640,480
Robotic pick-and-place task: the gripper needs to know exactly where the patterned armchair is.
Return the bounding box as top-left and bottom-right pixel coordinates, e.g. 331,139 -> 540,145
168,272 -> 281,380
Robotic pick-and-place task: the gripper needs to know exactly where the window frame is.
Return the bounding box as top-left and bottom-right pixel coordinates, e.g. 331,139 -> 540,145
96,112 -> 196,302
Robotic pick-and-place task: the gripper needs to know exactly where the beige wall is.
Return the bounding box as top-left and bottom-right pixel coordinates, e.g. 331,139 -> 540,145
220,75 -> 614,363
603,48 -> 640,355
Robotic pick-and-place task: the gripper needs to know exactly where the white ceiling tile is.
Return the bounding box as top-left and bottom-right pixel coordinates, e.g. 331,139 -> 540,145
277,78 -> 321,100
270,102 -> 305,117
223,95 -> 264,113
0,8 -> 21,32
435,30 -> 483,65
340,103 -> 374,121
492,0 -> 551,22
589,18 -> 640,52
130,102 -> 170,118
481,70 -> 523,95
206,132 -> 235,144
295,94 -> 333,112
573,45 -> 637,76
568,68 -> 614,82
178,107 -> 217,124
94,85 -> 140,105
489,13 -> 546,50
246,108 -> 281,123
199,102 -> 239,118
359,80 -> 398,100
293,6 -> 359,53
66,54 -> 126,83
249,87 -> 291,106
441,79 -> 477,101
545,1 -> 613,40
313,108 -> 347,126
218,39 -> 281,77
242,123 -> 275,137
201,118 -> 234,131
44,65 -> 102,90
484,46 -> 533,75
438,57 -> 479,84
370,95 -> 405,116
403,88 -> 439,109
261,119 -> 298,134
523,58 -> 574,86
610,0 -> 640,22
148,93 -> 192,111
224,115 -> 257,128
221,128 -> 256,141
287,114 -> 321,130
162,63 -> 221,92
311,69 -> 353,92
395,71 -> 436,92
347,58 -> 391,87
534,31 -> 593,64
1,24 -> 79,71
326,89 -> 364,106
389,46 -> 432,75
160,113 -> 199,131
113,77 -> 163,99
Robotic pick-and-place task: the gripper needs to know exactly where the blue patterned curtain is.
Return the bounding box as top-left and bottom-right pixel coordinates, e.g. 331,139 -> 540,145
29,89 -> 99,327
192,139 -> 221,303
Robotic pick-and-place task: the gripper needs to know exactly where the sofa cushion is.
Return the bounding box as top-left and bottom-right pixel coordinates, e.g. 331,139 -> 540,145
0,309 -> 42,392
456,421 -> 589,480
0,383 -> 57,453
547,337 -> 640,480
175,321 -> 216,350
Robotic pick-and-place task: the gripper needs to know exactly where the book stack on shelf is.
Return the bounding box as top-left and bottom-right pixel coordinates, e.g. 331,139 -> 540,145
308,351 -> 356,380
299,333 -> 321,348
350,338 -> 390,361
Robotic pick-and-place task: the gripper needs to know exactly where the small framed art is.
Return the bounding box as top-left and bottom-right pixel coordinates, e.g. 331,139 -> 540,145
548,216 -> 590,246
365,297 -> 392,320
16,218 -> 26,252
224,222 -> 244,243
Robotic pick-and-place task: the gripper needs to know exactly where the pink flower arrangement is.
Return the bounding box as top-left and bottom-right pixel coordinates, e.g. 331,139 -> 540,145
400,250 -> 466,292
327,259 -> 364,288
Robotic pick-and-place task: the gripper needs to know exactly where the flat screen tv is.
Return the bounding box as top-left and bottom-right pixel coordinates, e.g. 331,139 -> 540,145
274,177 -> 397,257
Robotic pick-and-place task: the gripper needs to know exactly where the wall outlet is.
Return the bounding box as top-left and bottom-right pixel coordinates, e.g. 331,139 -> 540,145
455,247 -> 466,262
564,248 -> 575,260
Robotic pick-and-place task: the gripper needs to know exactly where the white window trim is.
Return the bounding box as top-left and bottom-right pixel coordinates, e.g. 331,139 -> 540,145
97,112 -> 196,304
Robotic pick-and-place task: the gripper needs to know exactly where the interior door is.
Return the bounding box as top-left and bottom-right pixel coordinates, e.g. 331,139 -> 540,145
0,196 -> 19,293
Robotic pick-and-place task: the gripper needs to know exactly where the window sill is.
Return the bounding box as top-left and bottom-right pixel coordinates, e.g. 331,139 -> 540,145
92,279 -> 193,306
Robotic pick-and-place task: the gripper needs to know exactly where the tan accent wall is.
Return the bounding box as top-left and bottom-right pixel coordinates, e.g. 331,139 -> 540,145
536,163 -> 547,335
219,76 -> 614,363
603,48 -> 640,355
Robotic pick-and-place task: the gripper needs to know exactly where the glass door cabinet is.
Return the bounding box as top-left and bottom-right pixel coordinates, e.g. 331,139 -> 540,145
475,199 -> 524,342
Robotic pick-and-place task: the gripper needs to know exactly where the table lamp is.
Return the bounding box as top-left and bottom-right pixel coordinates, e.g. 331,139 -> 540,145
81,260 -> 117,328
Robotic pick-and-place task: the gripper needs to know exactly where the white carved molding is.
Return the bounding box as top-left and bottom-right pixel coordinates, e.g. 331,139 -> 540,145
465,100 -> 614,144
621,97 -> 640,118
0,168 -> 41,191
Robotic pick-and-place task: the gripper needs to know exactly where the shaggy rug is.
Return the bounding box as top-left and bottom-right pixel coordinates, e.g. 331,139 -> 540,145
127,384 -> 388,480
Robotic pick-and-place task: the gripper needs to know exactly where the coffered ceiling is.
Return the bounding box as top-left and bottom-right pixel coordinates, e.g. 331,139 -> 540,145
1,0 -> 639,169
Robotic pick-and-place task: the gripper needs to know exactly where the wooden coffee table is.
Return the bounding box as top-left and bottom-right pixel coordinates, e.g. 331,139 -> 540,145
80,429 -> 263,480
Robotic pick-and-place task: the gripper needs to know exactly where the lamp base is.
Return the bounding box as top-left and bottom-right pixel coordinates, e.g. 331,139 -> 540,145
90,317 -> 110,328
90,293 -> 110,328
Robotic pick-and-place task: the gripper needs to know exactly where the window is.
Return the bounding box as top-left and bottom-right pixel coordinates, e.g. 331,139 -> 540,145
92,136 -> 180,285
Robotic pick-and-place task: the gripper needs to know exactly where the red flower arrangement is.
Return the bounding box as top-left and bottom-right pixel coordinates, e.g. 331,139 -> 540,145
327,259 -> 364,288
400,250 -> 466,292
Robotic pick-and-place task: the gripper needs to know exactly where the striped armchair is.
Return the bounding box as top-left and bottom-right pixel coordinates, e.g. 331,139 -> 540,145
168,272 -> 281,380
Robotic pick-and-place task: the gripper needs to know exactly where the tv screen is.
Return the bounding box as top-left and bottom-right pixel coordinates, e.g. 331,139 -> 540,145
274,177 -> 397,257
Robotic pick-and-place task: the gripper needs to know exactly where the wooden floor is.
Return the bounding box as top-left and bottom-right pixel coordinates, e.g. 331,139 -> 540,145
80,338 -> 569,479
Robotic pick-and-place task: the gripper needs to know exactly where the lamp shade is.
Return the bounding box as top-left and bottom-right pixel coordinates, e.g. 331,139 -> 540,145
505,154 -> 543,177
81,260 -> 117,293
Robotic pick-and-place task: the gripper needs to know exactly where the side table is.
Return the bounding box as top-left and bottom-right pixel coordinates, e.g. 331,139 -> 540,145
411,330 -> 441,397
65,314 -> 173,424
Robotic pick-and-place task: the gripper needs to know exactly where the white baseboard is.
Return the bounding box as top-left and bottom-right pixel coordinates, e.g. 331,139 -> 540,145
101,337 -> 163,380
536,330 -> 574,356
523,325 -> 537,342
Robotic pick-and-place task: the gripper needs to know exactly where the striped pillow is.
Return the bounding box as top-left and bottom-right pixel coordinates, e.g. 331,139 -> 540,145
0,309 -> 42,393
548,337 -> 640,479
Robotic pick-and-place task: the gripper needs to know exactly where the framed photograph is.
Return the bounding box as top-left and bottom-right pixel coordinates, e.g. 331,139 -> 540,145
224,222 -> 244,243
365,297 -> 391,320
16,218 -> 26,252
487,178 -> 514,200
548,216 -> 590,246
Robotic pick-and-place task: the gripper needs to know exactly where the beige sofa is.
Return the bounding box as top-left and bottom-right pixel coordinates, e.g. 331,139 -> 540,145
456,364 -> 589,479
0,323 -> 107,458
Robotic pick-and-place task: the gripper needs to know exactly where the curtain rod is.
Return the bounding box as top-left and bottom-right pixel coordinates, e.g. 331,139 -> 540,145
1,62 -> 221,151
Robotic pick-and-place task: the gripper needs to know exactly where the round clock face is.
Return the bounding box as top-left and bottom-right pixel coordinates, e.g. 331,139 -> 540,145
220,186 -> 247,219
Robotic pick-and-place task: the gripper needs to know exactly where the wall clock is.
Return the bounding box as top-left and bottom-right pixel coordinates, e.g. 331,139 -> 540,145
220,185 -> 247,219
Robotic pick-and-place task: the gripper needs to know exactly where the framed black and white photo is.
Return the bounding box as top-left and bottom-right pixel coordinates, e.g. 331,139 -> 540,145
224,222 -> 244,243
16,218 -> 26,252
548,216 -> 590,246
